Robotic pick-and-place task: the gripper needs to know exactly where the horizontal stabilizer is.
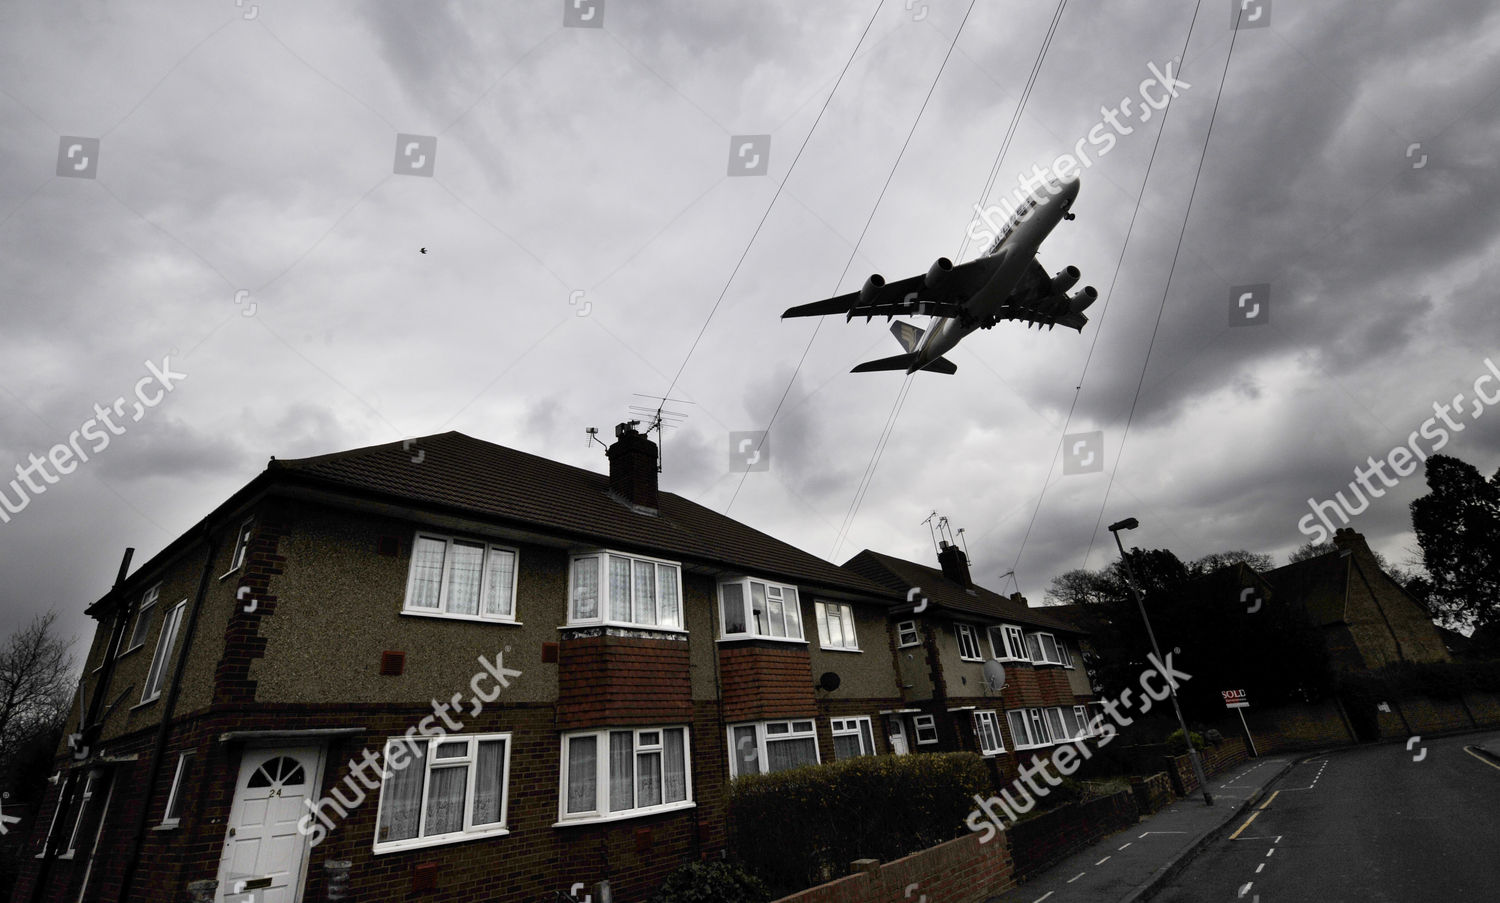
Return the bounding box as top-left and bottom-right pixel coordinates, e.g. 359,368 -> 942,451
850,353 -> 958,375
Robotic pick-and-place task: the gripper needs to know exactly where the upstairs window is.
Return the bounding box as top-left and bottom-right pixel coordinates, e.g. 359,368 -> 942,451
570,552 -> 682,630
123,584 -> 160,655
955,624 -> 984,661
1060,641 -> 1076,668
405,532 -> 518,622
141,600 -> 185,703
815,601 -> 859,650
1025,631 -> 1066,666
987,624 -> 1027,661
228,517 -> 255,572
719,578 -> 803,641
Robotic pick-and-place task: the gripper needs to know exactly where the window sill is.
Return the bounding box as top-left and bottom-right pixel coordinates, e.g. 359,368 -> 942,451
131,697 -> 160,710
554,800 -> 695,828
818,645 -> 862,654
116,644 -> 143,660
153,822 -> 180,832
373,826 -> 509,855
958,656 -> 985,663
400,610 -> 521,626
218,566 -> 243,582
897,641 -> 921,649
561,622 -> 686,635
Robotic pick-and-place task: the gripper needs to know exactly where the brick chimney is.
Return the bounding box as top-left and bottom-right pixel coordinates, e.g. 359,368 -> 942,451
607,421 -> 658,512
937,541 -> 972,587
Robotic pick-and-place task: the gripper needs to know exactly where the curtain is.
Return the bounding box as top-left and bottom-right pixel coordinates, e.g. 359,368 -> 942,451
446,542 -> 484,615
636,748 -> 662,808
484,550 -> 515,618
424,765 -> 467,836
859,720 -> 875,756
609,732 -> 633,812
609,557 -> 632,623
378,741 -> 425,843
633,560 -> 657,625
572,557 -> 598,619
658,567 -> 680,628
1007,711 -> 1028,747
472,740 -> 505,825
566,736 -> 597,815
720,583 -> 745,634
833,734 -> 860,760
766,737 -> 816,773
408,538 -> 446,609
732,724 -> 759,776
663,729 -> 686,802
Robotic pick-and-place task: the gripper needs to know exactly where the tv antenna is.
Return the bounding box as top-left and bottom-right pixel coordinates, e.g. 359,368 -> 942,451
922,511 -> 961,555
630,394 -> 694,474
585,427 -> 607,452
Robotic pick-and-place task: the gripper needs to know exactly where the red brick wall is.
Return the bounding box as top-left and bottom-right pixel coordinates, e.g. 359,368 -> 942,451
770,831 -> 1015,903
555,633 -> 692,729
719,644 -> 818,722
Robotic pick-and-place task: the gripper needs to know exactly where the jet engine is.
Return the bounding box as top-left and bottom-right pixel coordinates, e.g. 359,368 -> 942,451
925,257 -> 954,288
860,274 -> 886,305
1067,285 -> 1098,314
1051,266 -> 1081,294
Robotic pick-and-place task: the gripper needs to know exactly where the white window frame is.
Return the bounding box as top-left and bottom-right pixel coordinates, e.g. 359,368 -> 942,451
159,753 -> 192,827
1060,640 -> 1075,668
568,550 -> 683,630
912,714 -> 939,746
717,577 -> 804,642
988,624 -> 1027,661
59,768 -> 102,859
1043,707 -> 1072,742
373,732 -> 511,854
973,710 -> 1005,755
1072,705 -> 1094,738
121,584 -> 159,656
227,517 -> 255,573
1006,708 -> 1052,750
728,720 -> 820,777
830,717 -> 876,759
557,726 -> 693,825
140,600 -> 186,704
815,601 -> 860,651
896,620 -> 920,648
1026,631 -> 1067,666
404,532 -> 520,623
955,624 -> 983,662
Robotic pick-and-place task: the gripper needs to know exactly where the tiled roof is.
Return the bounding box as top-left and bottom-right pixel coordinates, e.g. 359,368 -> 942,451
841,549 -> 1083,634
269,431 -> 895,599
1263,551 -> 1351,626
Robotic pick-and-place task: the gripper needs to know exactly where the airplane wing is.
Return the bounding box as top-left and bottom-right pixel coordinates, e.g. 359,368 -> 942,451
782,255 -> 1005,321
983,259 -> 1091,332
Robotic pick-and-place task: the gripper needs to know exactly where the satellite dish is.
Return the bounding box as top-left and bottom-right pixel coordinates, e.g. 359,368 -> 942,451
982,660 -> 1006,692
818,672 -> 842,692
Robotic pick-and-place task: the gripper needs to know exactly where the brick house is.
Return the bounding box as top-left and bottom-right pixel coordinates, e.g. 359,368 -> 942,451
12,424 -> 919,903
840,543 -> 1097,784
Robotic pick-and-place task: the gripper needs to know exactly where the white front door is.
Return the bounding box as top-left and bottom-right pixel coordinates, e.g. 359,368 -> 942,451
887,717 -> 909,756
216,747 -> 321,903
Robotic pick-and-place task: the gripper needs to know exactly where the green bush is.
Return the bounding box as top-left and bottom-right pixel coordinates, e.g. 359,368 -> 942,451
728,752 -> 990,894
649,860 -> 770,903
1204,729 -> 1224,746
1164,728 -> 1204,754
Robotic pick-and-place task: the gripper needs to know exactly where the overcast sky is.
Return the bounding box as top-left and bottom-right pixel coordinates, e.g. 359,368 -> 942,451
4,0 -> 1499,657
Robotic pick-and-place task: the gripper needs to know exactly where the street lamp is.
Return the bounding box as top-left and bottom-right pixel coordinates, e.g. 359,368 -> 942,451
1108,517 -> 1213,806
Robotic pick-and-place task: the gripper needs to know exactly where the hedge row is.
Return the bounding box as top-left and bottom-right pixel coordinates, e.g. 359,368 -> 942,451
727,752 -> 991,894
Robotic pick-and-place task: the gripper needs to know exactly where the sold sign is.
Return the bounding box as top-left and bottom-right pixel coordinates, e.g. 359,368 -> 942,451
1221,689 -> 1249,709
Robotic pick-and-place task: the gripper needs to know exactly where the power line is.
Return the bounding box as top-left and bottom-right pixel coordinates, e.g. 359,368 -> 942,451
1008,0 -> 1208,578
1081,0 -> 1248,568
658,0 -> 887,413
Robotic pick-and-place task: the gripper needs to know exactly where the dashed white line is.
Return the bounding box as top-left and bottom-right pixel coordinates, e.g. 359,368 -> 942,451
1031,893 -> 1054,903
1118,842 -> 1132,850
1067,872 -> 1086,884
1256,863 -> 1265,874
1238,882 -> 1254,898
1096,856 -> 1111,865
1266,848 -> 1275,857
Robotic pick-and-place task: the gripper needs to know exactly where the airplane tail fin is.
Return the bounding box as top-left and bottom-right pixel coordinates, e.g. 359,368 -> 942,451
851,353 -> 958,375
890,320 -> 924,353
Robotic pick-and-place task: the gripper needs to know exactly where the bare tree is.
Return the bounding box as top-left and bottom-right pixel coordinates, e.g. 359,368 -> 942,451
0,612 -> 75,776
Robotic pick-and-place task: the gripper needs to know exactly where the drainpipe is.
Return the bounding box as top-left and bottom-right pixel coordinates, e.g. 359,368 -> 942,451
26,549 -> 133,903
115,524 -> 221,903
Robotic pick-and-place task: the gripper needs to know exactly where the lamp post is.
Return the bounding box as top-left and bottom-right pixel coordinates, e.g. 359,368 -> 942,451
1108,517 -> 1213,806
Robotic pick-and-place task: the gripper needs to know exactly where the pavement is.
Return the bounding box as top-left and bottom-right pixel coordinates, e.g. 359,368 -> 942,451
987,754 -> 1297,903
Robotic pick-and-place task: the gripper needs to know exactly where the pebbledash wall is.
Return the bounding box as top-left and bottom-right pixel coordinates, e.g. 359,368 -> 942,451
12,485 -> 909,903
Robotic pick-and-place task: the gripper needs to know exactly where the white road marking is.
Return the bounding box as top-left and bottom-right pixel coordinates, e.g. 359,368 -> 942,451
1266,848 -> 1275,857
1118,842 -> 1132,850
1066,872 -> 1085,884
1238,882 -> 1254,898
1031,893 -> 1054,903
1096,856 -> 1111,865
1256,863 -> 1265,874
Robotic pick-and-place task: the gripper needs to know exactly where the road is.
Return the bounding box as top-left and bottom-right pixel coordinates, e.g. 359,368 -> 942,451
1153,730 -> 1500,903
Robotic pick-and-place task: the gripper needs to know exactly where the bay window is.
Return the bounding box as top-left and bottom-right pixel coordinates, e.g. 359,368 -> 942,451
718,578 -> 803,641
1006,708 -> 1051,749
1025,630 -> 1066,666
374,733 -> 510,852
729,720 -> 818,777
569,551 -> 682,629
559,727 -> 691,823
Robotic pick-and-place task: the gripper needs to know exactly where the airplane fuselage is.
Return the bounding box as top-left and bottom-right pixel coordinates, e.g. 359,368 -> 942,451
908,176 -> 1080,372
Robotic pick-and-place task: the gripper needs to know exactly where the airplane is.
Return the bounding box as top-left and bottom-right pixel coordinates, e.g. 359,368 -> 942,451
781,174 -> 1095,375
